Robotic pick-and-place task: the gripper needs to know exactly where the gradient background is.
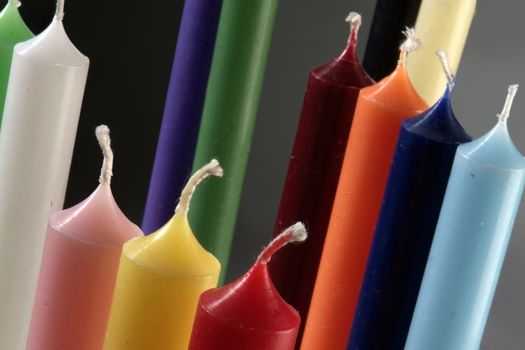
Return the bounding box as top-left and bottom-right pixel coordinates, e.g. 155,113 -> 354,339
16,0 -> 524,348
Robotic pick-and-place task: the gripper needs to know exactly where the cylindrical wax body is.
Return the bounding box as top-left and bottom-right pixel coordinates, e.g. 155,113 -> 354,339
269,26 -> 373,341
189,263 -> 300,350
301,65 -> 427,350
405,122 -> 525,350
0,2 -> 33,124
347,90 -> 471,350
0,19 -> 89,349
363,0 -> 421,81
189,0 -> 278,280
142,0 -> 222,234
407,0 -> 476,104
104,213 -> 220,350
27,185 -> 143,350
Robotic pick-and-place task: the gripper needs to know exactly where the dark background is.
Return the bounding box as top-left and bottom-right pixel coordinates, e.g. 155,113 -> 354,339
14,1 -> 525,348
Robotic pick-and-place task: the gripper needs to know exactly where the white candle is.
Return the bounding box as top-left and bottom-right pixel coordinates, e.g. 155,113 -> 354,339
0,0 -> 89,347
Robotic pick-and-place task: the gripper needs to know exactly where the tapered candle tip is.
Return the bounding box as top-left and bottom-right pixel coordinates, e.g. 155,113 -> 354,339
399,27 -> 421,64
345,12 -> 361,33
55,0 -> 65,20
8,0 -> 21,8
436,50 -> 455,90
256,222 -> 308,265
95,125 -> 113,185
176,159 -> 224,215
498,84 -> 519,123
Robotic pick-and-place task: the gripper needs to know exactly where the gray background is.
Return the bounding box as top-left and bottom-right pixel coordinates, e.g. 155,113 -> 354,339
20,0 -> 520,348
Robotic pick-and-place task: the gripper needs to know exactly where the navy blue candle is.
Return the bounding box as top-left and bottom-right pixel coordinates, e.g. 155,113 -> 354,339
347,53 -> 471,350
142,0 -> 223,233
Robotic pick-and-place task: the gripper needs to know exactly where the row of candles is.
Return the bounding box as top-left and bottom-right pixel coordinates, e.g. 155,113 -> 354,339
0,0 -> 519,349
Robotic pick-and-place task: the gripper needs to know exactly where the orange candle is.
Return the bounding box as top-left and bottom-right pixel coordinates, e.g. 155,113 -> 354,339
301,29 -> 428,350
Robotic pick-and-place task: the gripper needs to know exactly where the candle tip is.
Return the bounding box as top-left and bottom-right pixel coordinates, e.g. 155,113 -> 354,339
498,84 -> 519,123
175,159 -> 224,215
399,27 -> 421,64
8,0 -> 21,8
436,50 -> 455,90
345,12 -> 361,33
95,125 -> 114,185
256,222 -> 308,265
55,0 -> 65,20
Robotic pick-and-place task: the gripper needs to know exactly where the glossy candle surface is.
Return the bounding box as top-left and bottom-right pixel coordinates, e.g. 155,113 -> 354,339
0,9 -> 89,349
104,161 -> 221,350
406,86 -> 525,350
302,40 -> 427,350
0,1 -> 33,124
347,88 -> 471,350
142,0 -> 222,233
189,0 -> 279,281
407,0 -> 476,104
363,0 -> 421,80
269,13 -> 373,341
189,224 -> 305,350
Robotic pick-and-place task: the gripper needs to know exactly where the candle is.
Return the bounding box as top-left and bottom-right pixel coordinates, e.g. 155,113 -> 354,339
0,1 -> 89,348
0,0 -> 33,123
189,223 -> 307,350
189,0 -> 279,281
268,12 -> 373,342
27,126 -> 142,350
347,51 -> 471,350
104,160 -> 222,350
301,29 -> 427,350
142,0 -> 223,234
407,0 -> 476,105
363,0 -> 421,81
405,85 -> 525,349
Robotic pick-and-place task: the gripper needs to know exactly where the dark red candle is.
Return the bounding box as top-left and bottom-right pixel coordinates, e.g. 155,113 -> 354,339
189,223 -> 307,350
268,11 -> 373,339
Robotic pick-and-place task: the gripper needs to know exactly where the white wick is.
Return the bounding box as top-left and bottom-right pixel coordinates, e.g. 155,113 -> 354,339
345,12 -> 362,39
55,0 -> 65,20
9,0 -> 21,8
498,84 -> 519,123
175,159 -> 224,215
95,125 -> 113,185
399,27 -> 421,64
256,222 -> 308,264
436,50 -> 455,89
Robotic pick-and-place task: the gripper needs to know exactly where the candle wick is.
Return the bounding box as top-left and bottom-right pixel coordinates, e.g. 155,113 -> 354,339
256,222 -> 308,265
436,50 -> 455,90
345,12 -> 361,44
498,84 -> 519,123
95,125 -> 113,185
175,159 -> 224,216
55,0 -> 65,20
398,27 -> 421,65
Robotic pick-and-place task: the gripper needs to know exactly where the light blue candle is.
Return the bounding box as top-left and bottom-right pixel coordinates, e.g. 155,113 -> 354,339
405,84 -> 525,350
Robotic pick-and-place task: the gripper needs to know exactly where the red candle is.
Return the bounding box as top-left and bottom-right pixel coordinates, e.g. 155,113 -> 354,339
268,11 -> 373,336
189,223 -> 307,350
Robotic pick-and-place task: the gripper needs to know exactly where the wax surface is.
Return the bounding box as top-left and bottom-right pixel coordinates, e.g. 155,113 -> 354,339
142,0 -> 222,234
269,17 -> 373,343
0,18 -> 89,349
104,213 -> 220,349
347,89 -> 471,349
0,2 -> 33,125
27,185 -> 142,350
407,0 -> 476,104
363,0 -> 421,80
189,0 -> 279,281
405,120 -> 525,349
301,63 -> 427,350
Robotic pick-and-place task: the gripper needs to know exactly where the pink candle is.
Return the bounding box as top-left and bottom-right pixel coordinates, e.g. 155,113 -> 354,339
27,126 -> 143,350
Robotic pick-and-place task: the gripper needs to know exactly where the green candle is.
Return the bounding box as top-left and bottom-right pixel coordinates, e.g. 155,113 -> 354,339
190,0 -> 278,281
0,1 -> 33,124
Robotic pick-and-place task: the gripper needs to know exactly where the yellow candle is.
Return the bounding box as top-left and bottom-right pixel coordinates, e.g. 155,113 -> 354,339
407,0 -> 476,105
104,160 -> 222,350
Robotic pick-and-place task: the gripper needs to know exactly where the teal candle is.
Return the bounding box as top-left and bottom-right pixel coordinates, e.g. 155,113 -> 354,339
405,84 -> 525,349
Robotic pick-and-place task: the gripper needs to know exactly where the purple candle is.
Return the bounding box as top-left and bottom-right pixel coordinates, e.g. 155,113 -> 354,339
142,0 -> 223,233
